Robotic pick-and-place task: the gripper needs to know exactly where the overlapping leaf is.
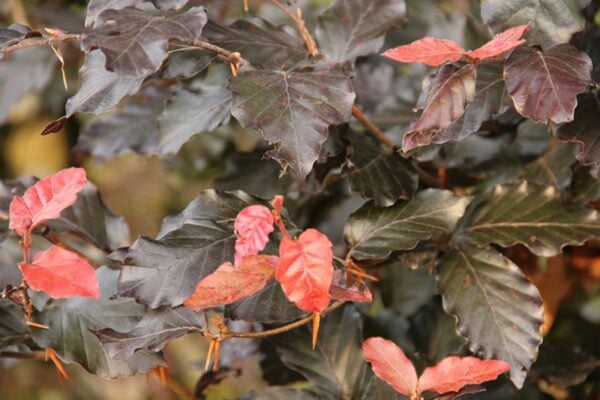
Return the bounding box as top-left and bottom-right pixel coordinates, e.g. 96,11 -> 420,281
0,299 -> 30,349
203,18 -> 306,70
504,44 -> 592,124
21,246 -> 100,299
345,189 -> 470,260
458,182 -> 600,256
381,262 -> 436,316
234,205 -> 274,265
437,246 -> 544,387
465,24 -> 529,61
345,134 -> 417,207
82,5 -> 206,78
403,64 -> 476,151
556,93 -> 600,178
405,60 -> 509,150
522,143 -> 576,189
274,305 -> 371,399
316,0 -> 407,63
0,23 -> 40,50
481,0 -> 587,49
228,66 -> 355,178
97,307 -> 205,360
9,167 -> 87,237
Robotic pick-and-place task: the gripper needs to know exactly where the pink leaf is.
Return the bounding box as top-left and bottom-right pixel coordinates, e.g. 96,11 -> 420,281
21,245 -> 99,299
382,38 -> 465,67
9,167 -> 87,237
275,228 -> 334,313
329,270 -> 372,303
466,24 -> 529,61
184,255 -> 278,310
418,356 -> 511,394
234,204 -> 275,265
363,337 -> 418,398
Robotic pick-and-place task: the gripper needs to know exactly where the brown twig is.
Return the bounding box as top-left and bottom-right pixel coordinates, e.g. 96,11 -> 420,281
268,0 -> 319,56
352,105 -> 397,151
0,34 -> 81,58
0,351 -> 46,360
173,38 -> 248,67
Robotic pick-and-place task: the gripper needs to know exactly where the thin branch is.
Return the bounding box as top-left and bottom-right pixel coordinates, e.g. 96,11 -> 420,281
268,0 -> 319,56
352,105 -> 397,151
173,38 -> 248,66
0,351 -> 46,360
0,34 -> 81,58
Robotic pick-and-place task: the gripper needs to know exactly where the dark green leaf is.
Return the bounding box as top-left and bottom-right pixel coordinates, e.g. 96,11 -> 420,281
381,263 -> 436,317
556,93 -> 600,178
66,50 -> 144,116
228,66 -> 355,178
459,182 -> 600,256
522,143 -> 576,189
346,134 -> 417,207
481,0 -> 587,49
407,60 -> 509,149
403,64 -> 477,151
316,0 -> 407,63
82,5 -> 207,78
0,299 -> 30,349
97,307 -> 205,360
31,267 -> 163,378
437,246 -> 544,387
243,388 -> 320,400
345,189 -> 470,260
117,220 -> 235,308
274,305 -> 370,399
504,44 -> 592,124
0,48 -> 55,124
203,18 -> 306,70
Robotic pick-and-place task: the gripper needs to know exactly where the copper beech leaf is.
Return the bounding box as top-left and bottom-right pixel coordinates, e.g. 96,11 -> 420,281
276,229 -> 334,313
418,356 -> 511,394
228,66 -> 355,178
184,255 -> 278,310
328,270 -> 373,303
9,167 -> 87,237
0,23 -> 40,50
465,24 -> 529,61
21,246 -> 100,299
382,38 -> 464,67
402,64 -> 476,151
504,44 -> 592,124
362,337 -> 418,397
234,205 -> 274,265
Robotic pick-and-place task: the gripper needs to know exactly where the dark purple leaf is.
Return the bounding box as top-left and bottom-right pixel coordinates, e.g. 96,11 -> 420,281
316,0 -> 407,63
228,66 -> 355,178
504,44 -> 592,124
403,64 -> 477,152
0,23 -> 41,50
85,0 -> 140,28
0,299 -> 30,349
556,93 -> 600,177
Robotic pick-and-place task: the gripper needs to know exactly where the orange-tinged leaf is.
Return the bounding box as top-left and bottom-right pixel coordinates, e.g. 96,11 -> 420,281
418,356 -> 511,394
382,37 -> 465,67
275,228 -> 334,313
184,255 -> 278,310
234,204 -> 274,265
21,245 -> 99,299
466,24 -> 529,61
362,337 -> 418,398
9,167 -> 87,236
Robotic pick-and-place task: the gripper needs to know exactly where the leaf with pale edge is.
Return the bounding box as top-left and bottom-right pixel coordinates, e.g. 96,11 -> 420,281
481,0 -> 586,49
82,5 -> 206,78
345,134 -> 417,207
403,64 -> 476,152
97,307 -> 205,361
345,189 -> 470,260
228,66 -> 355,178
31,267 -> 163,378
117,220 -> 235,309
405,60 -> 509,150
459,182 -> 600,257
504,44 -> 591,124
556,93 -> 600,178
316,0 -> 407,63
274,305 -> 370,399
437,246 -> 544,387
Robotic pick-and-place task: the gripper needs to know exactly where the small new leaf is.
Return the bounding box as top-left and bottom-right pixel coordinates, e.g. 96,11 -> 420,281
234,205 -> 275,265
465,24 -> 528,61
21,246 -> 100,299
383,38 -> 465,67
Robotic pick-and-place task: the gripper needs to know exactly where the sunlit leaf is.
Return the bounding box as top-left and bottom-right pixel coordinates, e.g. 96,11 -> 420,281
383,38 -> 464,67
363,337 -> 418,397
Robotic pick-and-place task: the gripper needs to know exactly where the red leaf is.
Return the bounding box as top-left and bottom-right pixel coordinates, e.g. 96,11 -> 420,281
9,167 -> 87,237
184,255 -> 278,310
21,245 -> 99,299
329,270 -> 372,303
466,24 -> 529,61
234,204 -> 274,265
275,228 -> 334,313
382,38 -> 465,67
418,356 -> 511,394
363,337 -> 418,398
